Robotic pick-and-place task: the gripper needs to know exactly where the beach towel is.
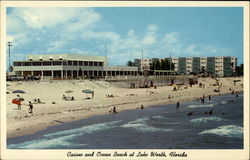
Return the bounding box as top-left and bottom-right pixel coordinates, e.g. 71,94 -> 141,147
12,99 -> 21,105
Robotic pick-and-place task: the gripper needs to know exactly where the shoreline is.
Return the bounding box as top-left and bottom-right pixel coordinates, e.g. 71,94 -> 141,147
7,77 -> 243,139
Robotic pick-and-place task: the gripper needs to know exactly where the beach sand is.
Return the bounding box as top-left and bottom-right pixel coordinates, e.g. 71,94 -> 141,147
6,77 -> 243,138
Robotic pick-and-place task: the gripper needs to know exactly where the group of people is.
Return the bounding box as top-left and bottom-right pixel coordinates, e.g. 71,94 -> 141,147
13,95 -> 34,114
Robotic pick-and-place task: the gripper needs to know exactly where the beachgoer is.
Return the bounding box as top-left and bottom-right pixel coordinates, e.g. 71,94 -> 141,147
208,95 -> 211,101
92,91 -> 95,98
28,101 -> 33,114
199,83 -> 202,88
236,94 -> 239,97
113,106 -> 117,113
63,94 -> 66,99
187,112 -> 193,116
173,87 -> 177,91
176,101 -> 180,111
168,95 -> 171,99
232,89 -> 235,95
208,110 -> 213,115
150,80 -> 153,87
16,95 -> 21,110
141,104 -> 144,109
37,98 -> 41,103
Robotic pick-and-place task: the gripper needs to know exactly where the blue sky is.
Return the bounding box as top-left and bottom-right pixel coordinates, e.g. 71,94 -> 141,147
7,7 -> 243,66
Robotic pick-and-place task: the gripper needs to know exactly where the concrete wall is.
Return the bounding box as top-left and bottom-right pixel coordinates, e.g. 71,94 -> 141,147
107,75 -> 198,88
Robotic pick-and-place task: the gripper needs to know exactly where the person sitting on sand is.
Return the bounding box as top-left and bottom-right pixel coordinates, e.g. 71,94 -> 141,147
172,87 -> 177,91
168,95 -> 171,99
37,98 -> 41,103
28,101 -> 33,115
63,94 -> 67,100
141,104 -> 144,109
113,106 -> 117,113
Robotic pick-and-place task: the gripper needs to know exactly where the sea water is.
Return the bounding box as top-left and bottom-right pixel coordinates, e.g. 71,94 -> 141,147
7,93 -> 243,149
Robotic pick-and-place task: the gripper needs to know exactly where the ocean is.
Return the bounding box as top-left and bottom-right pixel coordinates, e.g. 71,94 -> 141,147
7,93 -> 243,149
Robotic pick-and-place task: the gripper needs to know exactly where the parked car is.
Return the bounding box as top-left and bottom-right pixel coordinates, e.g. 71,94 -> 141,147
7,75 -> 25,81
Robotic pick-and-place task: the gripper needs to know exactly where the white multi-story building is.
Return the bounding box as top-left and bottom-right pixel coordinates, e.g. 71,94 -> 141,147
13,54 -> 138,80
134,56 -> 237,77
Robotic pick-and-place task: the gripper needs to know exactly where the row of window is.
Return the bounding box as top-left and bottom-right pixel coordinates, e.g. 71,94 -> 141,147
13,61 -> 104,67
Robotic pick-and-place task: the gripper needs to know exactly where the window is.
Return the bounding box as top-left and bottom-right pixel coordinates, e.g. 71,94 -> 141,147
33,62 -> 42,66
89,61 -> 93,66
43,61 -> 52,66
53,61 -> 62,65
84,61 -> 88,66
63,61 -> 67,65
73,61 -> 78,66
24,62 -> 31,66
94,62 -> 98,66
79,61 -> 83,66
68,61 -> 72,65
99,62 -> 103,66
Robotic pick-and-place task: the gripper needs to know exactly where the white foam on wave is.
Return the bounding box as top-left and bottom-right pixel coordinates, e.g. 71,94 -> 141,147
120,117 -> 172,132
45,120 -> 122,137
8,133 -> 87,149
199,125 -> 243,138
190,117 -> 227,124
187,104 -> 215,109
8,121 -> 122,149
220,100 -> 228,104
151,115 -> 169,120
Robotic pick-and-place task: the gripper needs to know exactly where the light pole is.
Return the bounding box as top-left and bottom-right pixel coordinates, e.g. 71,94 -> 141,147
8,41 -> 13,72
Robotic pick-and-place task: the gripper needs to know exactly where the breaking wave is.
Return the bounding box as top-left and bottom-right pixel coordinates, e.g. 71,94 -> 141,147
120,117 -> 172,132
45,120 -> 122,137
199,125 -> 243,138
190,117 -> 227,124
8,134 -> 87,149
187,104 -> 215,108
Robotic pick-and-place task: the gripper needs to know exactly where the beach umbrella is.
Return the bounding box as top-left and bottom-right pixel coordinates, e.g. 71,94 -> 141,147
82,89 -> 93,99
12,90 -> 25,94
65,90 -> 73,96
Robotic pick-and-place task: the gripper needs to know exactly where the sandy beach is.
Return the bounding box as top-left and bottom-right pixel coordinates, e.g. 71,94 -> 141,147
6,77 -> 243,138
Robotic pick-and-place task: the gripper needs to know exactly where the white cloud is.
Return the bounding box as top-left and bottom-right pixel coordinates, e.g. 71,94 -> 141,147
47,40 -> 68,52
81,31 -> 120,42
185,45 -> 200,55
142,24 -> 158,45
163,32 -> 179,44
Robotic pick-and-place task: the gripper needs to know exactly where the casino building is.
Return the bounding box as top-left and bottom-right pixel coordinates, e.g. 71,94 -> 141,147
12,54 -> 138,80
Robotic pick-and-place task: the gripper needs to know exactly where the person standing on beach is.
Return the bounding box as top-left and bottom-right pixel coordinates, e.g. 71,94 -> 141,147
28,101 -> 33,115
176,101 -> 180,111
92,91 -> 95,99
16,95 -> 21,110
208,95 -> 211,101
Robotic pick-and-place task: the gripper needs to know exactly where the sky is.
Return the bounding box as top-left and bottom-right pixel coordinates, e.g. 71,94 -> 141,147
6,7 -> 243,66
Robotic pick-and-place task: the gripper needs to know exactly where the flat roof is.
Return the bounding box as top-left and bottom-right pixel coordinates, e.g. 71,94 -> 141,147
25,54 -> 106,62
